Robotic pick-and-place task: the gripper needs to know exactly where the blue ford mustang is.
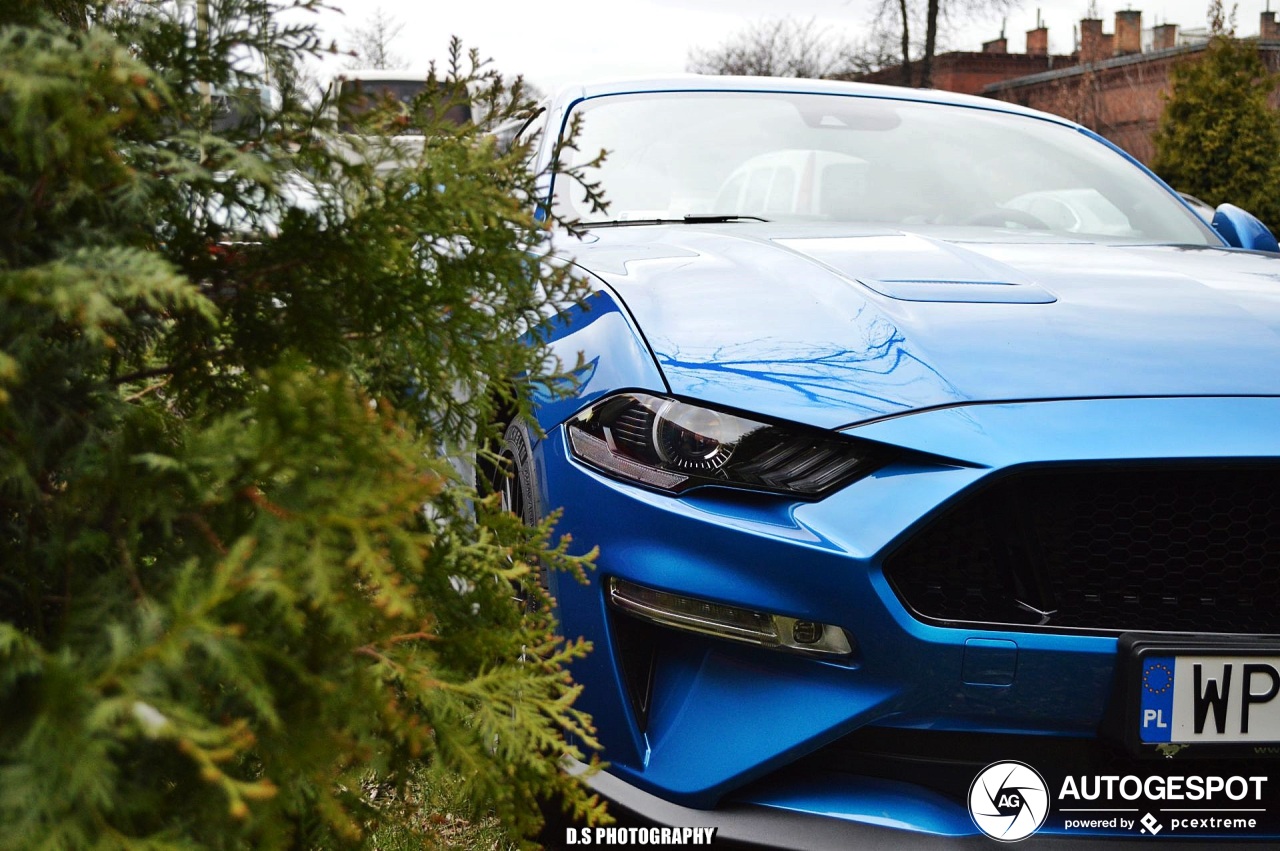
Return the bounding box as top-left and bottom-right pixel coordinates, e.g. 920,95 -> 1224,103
498,76 -> 1280,845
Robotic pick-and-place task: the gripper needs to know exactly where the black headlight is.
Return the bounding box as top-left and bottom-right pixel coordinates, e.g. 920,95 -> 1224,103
566,392 -> 888,498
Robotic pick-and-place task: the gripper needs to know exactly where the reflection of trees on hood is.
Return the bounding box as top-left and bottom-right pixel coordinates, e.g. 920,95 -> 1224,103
653,312 -> 959,418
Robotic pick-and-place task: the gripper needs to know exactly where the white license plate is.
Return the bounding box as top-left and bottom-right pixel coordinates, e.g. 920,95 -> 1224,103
1139,654 -> 1280,744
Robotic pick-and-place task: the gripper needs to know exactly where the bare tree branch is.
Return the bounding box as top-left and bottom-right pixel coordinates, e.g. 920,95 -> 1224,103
873,0 -> 1018,87
344,6 -> 406,70
687,17 -> 888,79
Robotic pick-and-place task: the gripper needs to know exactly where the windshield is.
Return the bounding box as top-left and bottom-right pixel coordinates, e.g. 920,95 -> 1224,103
552,91 -> 1216,245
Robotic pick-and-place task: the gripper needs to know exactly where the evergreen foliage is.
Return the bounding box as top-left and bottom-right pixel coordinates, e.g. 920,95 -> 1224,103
1151,14 -> 1280,231
0,1 -> 607,847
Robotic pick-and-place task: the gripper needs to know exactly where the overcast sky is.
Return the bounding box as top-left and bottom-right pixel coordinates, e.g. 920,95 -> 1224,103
307,0 -> 1275,92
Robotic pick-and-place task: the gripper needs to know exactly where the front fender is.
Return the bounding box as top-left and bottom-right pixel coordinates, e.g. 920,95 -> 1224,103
531,282 -> 669,434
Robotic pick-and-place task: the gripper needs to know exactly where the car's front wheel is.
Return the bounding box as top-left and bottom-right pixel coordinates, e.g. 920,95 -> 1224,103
487,418 -> 551,613
494,419 -> 541,526
487,421 -> 587,845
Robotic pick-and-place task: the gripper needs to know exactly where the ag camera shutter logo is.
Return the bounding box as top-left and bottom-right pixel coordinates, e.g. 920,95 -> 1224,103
968,761 -> 1051,842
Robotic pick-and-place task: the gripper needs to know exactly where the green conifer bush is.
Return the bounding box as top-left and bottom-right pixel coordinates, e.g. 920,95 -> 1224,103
1151,2 -> 1280,231
0,1 -> 606,847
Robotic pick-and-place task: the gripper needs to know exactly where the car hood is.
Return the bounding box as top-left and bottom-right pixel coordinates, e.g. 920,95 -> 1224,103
563,224 -> 1280,430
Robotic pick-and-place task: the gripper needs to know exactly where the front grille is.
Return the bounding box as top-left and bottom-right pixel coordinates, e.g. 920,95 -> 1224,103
884,466 -> 1280,634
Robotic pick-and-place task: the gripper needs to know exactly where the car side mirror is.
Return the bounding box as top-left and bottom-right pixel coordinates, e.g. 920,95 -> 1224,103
1211,203 -> 1280,253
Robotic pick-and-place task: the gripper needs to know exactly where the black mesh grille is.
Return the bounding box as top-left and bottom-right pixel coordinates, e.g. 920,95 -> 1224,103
884,466 -> 1280,634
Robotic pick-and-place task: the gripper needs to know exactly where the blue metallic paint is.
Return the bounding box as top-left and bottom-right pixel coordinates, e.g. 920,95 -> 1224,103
531,287 -> 667,433
538,418 -> 1120,801
567,228 -> 1280,431
540,395 -> 1280,824
847,396 -> 1280,467
1212,202 -> 1280,252
524,76 -> 1280,840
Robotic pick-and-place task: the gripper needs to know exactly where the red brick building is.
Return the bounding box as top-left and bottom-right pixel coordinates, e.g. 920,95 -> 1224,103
860,10 -> 1280,164
857,42 -> 1078,96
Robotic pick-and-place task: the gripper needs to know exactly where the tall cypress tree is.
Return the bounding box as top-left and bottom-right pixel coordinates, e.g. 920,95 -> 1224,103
1152,3 -> 1280,231
0,1 -> 606,847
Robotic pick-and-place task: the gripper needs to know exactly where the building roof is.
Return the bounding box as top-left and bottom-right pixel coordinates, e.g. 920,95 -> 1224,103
982,43 -> 1207,93
983,38 -> 1280,93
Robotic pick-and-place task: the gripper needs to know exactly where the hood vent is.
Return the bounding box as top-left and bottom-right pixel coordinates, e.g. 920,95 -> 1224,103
861,278 -> 1057,304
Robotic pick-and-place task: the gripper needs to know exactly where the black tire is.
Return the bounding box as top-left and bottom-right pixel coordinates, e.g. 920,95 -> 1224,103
494,419 -> 542,526
489,423 -> 582,848
488,419 -> 550,611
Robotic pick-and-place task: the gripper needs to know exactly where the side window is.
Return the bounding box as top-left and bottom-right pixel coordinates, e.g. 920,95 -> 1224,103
490,103 -> 548,159
489,117 -> 525,152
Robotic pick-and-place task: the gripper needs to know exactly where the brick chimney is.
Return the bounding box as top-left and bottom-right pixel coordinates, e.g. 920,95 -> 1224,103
983,36 -> 1008,53
1026,26 -> 1049,55
1263,10 -> 1280,40
1114,10 -> 1141,55
1080,18 -> 1112,62
1153,23 -> 1178,51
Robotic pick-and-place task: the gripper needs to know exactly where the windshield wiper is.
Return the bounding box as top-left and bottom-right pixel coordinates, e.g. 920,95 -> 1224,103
681,214 -> 769,223
580,214 -> 770,228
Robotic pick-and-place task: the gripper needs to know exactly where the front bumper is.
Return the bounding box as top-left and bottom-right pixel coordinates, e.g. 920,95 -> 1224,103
537,396 -> 1280,839
571,756 -> 1255,848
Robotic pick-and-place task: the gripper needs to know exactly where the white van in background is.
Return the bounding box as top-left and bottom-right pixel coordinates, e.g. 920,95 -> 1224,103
325,70 -> 472,169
